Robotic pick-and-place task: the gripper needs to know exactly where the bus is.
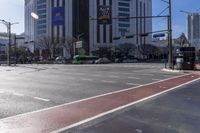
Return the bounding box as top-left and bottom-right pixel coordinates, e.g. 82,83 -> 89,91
72,55 -> 99,64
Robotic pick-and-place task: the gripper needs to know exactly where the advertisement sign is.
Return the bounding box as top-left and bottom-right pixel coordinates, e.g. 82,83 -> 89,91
97,5 -> 112,25
52,7 -> 65,26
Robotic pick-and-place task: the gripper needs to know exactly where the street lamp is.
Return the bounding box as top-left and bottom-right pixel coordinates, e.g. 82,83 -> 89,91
0,19 -> 19,66
31,12 -> 39,20
30,12 -> 39,56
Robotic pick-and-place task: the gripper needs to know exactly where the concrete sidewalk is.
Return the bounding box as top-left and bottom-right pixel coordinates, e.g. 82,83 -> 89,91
0,74 -> 199,133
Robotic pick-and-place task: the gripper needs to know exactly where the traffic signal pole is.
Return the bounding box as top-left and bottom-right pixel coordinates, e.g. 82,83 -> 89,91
168,0 -> 173,69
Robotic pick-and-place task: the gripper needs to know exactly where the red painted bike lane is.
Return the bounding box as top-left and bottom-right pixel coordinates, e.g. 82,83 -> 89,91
0,74 -> 199,133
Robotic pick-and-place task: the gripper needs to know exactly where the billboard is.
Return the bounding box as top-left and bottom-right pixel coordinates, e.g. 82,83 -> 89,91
97,5 -> 112,25
52,7 -> 65,26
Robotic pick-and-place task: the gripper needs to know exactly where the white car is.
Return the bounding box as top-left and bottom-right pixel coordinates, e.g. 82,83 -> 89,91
55,56 -> 66,64
95,57 -> 111,64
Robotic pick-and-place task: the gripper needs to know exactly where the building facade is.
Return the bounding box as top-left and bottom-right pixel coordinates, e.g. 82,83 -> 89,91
25,0 -> 152,57
90,0 -> 152,54
187,13 -> 200,49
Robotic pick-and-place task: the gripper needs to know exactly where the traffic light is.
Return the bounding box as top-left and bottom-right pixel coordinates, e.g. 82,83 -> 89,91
113,37 -> 121,40
125,35 -> 134,39
140,33 -> 149,37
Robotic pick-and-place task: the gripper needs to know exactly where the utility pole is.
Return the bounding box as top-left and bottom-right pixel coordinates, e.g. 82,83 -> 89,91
168,0 -> 173,69
7,22 -> 11,66
0,19 -> 19,66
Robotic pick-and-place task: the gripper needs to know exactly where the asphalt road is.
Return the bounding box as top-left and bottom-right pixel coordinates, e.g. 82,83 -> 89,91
79,79 -> 200,133
0,63 -> 183,119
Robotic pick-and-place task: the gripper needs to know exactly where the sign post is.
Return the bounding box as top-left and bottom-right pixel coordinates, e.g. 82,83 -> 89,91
76,41 -> 83,55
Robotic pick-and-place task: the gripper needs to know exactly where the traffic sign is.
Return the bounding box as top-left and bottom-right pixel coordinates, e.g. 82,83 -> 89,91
153,33 -> 165,38
76,41 -> 83,48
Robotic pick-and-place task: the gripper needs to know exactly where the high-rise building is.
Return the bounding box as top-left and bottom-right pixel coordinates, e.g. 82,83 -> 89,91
187,13 -> 200,49
25,0 -> 152,57
90,0 -> 152,54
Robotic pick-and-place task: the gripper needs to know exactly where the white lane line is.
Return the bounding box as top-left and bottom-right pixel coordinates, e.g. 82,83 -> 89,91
34,97 -> 50,102
92,74 -> 102,77
73,73 -> 85,76
65,77 -> 76,80
141,74 -> 154,76
126,83 -> 141,86
13,93 -> 24,97
163,75 -> 172,77
127,76 -> 140,79
152,79 -> 162,81
101,80 -> 116,84
80,78 -> 93,81
0,91 -> 5,94
109,72 -> 118,74
109,75 -> 120,78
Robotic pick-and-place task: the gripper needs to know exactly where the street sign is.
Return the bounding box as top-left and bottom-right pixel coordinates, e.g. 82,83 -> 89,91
153,33 -> 165,38
76,41 -> 83,48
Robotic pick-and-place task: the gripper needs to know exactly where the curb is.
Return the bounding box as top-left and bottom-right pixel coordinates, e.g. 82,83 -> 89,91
162,68 -> 183,73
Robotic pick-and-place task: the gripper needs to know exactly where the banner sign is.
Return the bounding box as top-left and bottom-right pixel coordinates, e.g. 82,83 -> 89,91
52,7 -> 65,26
97,5 -> 112,25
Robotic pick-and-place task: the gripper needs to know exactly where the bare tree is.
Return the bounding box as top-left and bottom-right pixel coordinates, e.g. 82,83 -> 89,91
60,36 -> 77,58
116,43 -> 137,58
36,35 -> 61,59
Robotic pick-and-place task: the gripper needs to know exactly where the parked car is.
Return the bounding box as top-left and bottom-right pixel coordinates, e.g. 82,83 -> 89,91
95,57 -> 111,64
54,56 -> 66,64
122,59 -> 138,63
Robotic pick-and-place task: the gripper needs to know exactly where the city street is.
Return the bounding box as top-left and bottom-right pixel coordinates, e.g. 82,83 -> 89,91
0,63 -> 199,133
0,63 -> 183,119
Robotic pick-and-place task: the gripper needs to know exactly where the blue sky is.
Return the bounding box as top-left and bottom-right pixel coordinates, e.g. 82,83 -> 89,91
0,0 -> 199,38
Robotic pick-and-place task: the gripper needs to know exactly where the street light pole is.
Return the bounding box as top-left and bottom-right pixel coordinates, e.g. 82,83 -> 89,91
0,20 -> 19,66
7,22 -> 11,66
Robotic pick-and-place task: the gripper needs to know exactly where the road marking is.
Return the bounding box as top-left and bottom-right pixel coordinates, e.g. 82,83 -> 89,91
0,74 -> 191,128
109,72 -> 118,74
34,97 -> 50,102
73,73 -> 85,76
65,77 -> 76,80
13,93 -> 24,97
141,74 -> 154,76
80,78 -> 93,81
109,75 -> 120,78
128,77 -> 140,79
0,91 -> 5,94
163,75 -> 173,77
126,83 -> 141,86
52,75 -> 200,133
152,79 -> 162,81
101,80 -> 116,84
92,74 -> 102,77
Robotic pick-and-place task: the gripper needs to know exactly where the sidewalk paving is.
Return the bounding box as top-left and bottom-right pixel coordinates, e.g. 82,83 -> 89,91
0,73 -> 199,133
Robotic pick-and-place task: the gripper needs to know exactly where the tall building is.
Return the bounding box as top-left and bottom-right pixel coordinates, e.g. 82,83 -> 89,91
25,0 -> 152,57
25,0 -> 35,42
90,0 -> 152,54
187,13 -> 200,49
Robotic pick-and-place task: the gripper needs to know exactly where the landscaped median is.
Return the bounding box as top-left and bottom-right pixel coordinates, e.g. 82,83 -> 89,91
0,74 -> 200,133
